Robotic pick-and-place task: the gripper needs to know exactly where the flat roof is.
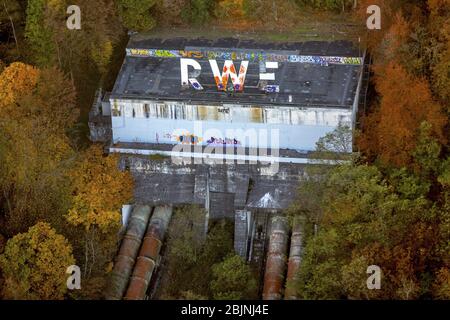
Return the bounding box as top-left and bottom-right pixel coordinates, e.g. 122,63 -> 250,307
111,37 -> 363,108
126,154 -> 305,210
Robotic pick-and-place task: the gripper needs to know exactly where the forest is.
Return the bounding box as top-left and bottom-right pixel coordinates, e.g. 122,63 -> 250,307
0,0 -> 449,300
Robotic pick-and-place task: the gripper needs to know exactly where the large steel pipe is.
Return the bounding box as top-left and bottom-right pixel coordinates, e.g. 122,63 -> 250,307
285,217 -> 304,300
125,206 -> 173,300
105,205 -> 152,300
263,216 -> 289,300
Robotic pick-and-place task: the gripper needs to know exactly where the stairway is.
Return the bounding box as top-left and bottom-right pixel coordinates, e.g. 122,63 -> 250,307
248,211 -> 271,293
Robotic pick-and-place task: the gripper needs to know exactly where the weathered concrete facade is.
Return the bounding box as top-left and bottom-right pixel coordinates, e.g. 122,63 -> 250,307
99,37 -> 364,158
110,100 -> 353,151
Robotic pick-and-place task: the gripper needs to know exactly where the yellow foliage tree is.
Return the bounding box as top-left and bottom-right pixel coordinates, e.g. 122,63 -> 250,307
0,63 -> 78,235
0,222 -> 75,300
0,62 -> 39,109
66,144 -> 133,285
0,62 -> 78,133
67,144 -> 133,232
91,41 -> 114,75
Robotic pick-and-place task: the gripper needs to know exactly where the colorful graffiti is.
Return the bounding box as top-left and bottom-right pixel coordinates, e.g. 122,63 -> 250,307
207,137 -> 241,146
164,133 -> 203,145
161,132 -> 241,146
287,55 -> 362,65
210,60 -> 248,91
264,85 -> 280,93
189,78 -> 204,90
126,48 -> 363,65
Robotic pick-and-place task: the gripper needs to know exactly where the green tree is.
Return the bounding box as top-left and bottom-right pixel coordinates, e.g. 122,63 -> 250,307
50,0 -> 124,75
289,161 -> 447,299
182,0 -> 214,25
160,208 -> 235,299
25,0 -> 55,66
211,255 -> 258,300
317,124 -> 353,154
0,222 -> 75,300
295,0 -> 354,12
116,0 -> 157,32
312,124 -> 354,164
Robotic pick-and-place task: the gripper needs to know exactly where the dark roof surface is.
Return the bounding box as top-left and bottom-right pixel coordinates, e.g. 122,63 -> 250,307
111,37 -> 363,108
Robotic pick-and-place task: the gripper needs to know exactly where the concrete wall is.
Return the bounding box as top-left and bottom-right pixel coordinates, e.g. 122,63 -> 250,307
111,99 -> 353,151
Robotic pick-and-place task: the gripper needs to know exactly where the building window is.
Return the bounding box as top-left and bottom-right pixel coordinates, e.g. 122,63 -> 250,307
165,104 -> 170,118
112,101 -> 121,117
144,104 -> 150,118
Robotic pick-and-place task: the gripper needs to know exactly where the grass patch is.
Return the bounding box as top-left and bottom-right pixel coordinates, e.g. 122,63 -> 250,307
148,153 -> 169,161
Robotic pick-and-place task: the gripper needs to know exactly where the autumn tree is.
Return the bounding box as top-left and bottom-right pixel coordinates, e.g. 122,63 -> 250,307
160,206 -> 210,298
66,144 -> 133,297
433,268 -> 450,299
214,0 -> 244,20
288,161 -> 448,299
0,61 -> 77,131
357,1 -> 449,168
0,62 -> 78,236
317,124 -> 353,154
387,1 -> 450,109
0,222 -> 75,300
5,0 -> 123,153
290,118 -> 449,299
434,156 -> 450,301
359,62 -> 446,168
22,0 -> 124,104
0,62 -> 39,108
67,144 -> 133,233
49,0 -> 124,75
0,63 -> 134,300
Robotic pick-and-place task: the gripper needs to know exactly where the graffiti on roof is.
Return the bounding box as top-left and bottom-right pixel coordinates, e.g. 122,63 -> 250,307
126,48 -> 363,66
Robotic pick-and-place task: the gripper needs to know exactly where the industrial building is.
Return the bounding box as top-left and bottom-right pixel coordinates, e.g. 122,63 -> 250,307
94,36 -> 369,299
91,36 -> 366,163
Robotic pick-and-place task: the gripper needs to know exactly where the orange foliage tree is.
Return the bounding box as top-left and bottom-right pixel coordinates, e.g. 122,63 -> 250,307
359,62 -> 447,168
